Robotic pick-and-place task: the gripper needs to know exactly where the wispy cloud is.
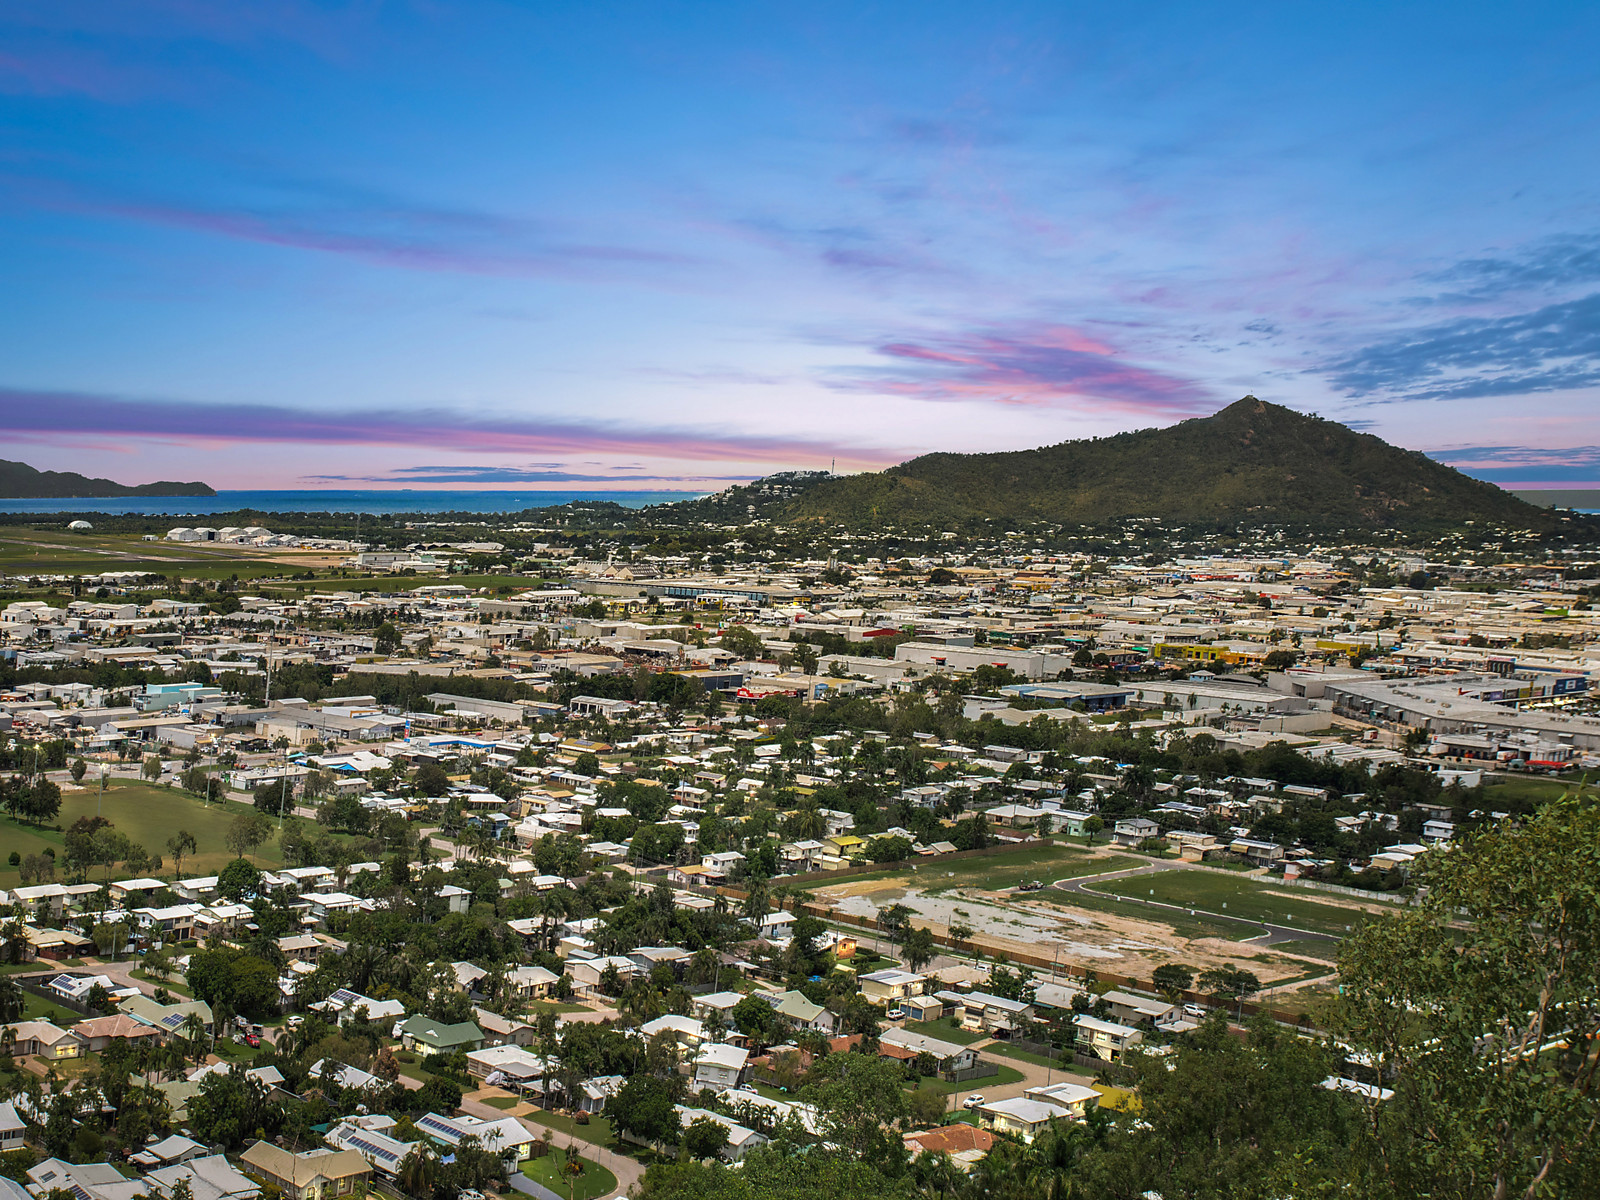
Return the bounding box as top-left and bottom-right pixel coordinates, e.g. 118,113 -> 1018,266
1328,292 -> 1600,401
1424,233 -> 1600,302
0,386 -> 899,467
1427,444 -> 1600,484
13,173 -> 695,281
830,324 -> 1213,414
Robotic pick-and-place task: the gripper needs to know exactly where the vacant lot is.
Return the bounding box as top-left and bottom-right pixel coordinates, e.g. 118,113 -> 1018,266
795,843 -> 1134,896
1083,869 -> 1386,937
0,782 -> 309,887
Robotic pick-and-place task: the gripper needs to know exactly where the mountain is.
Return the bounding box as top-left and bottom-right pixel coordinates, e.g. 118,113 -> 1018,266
0,460 -> 215,498
678,397 -> 1563,532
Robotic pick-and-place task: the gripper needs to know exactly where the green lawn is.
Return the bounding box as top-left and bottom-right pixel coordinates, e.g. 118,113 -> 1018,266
22,991 -> 80,1025
915,1063 -> 1025,1095
481,1095 -> 521,1110
1270,938 -> 1342,962
986,1042 -> 1066,1070
0,781 -> 354,889
1083,870 -> 1378,937
520,1149 -> 618,1200
901,1019 -> 985,1046
1479,775 -> 1579,810
798,845 -> 1139,895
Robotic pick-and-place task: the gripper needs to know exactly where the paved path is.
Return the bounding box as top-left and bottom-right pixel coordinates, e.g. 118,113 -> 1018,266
1049,861 -> 1339,947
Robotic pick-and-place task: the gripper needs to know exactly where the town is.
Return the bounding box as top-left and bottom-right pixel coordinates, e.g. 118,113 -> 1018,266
0,516 -> 1595,1199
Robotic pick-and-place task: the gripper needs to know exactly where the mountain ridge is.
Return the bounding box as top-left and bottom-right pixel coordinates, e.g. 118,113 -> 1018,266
0,459 -> 215,498
675,398 -> 1566,532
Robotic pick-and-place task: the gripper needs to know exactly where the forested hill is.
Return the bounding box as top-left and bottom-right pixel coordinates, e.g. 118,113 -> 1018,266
0,459 -> 215,498
673,398 -> 1563,532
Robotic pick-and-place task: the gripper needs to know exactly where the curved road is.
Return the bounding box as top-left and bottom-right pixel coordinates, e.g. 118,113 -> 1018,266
1046,861 -> 1340,948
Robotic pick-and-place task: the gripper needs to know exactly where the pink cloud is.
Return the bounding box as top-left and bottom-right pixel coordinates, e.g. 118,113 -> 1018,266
837,323 -> 1212,415
0,386 -> 902,470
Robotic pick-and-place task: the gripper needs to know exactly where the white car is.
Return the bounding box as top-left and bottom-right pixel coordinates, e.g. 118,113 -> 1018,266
963,1093 -> 985,1110
1184,1003 -> 1207,1019
885,1008 -> 906,1020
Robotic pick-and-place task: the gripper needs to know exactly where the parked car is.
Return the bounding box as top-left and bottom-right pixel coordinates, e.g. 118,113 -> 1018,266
963,1093 -> 985,1110
886,1008 -> 906,1020
1016,880 -> 1045,892
1184,1003 -> 1207,1019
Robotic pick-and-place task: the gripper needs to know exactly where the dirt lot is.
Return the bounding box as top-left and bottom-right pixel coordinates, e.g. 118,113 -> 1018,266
812,873 -> 1337,989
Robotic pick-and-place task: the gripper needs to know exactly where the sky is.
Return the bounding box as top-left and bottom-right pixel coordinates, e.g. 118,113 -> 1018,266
3,2 -> 1600,492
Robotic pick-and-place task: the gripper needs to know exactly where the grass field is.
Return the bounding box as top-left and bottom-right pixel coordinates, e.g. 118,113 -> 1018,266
521,1148 -> 617,1200
916,1063 -> 1025,1095
1479,774 -> 1585,810
901,1018 -> 985,1045
1083,869 -> 1377,937
0,782 -> 307,889
797,844 -> 1138,895
985,1042 -> 1068,1070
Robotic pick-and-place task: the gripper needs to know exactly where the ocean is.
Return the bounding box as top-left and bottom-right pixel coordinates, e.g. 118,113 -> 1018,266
0,489 -> 710,517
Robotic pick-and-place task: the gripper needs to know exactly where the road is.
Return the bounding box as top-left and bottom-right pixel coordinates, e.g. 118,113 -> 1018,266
1048,860 -> 1340,947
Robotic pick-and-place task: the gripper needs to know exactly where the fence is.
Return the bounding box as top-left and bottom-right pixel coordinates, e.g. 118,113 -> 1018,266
943,1061 -> 999,1085
1278,877 -> 1412,904
13,972 -> 96,1018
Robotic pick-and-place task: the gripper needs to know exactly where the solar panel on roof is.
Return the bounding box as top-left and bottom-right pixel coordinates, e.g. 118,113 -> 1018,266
160,1013 -> 188,1029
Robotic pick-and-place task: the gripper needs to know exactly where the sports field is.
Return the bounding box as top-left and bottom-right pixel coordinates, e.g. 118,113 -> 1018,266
793,843 -> 1137,895
1083,868 -> 1386,936
0,781 -> 302,888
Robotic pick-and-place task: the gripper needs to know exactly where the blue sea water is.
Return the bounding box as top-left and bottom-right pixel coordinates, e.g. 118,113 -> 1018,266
0,489 -> 709,517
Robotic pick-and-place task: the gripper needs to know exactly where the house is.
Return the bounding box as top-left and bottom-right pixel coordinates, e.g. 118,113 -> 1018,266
1228,838 -> 1286,866
672,1107 -> 768,1162
472,1006 -> 535,1047
690,991 -> 744,1028
397,1016 -> 483,1054
238,1142 -> 371,1200
879,1027 -> 980,1073
639,1014 -> 706,1047
770,990 -> 838,1034
507,964 -> 559,1000
1024,1081 -> 1102,1120
822,834 -> 867,859
26,1160 -> 147,1200
144,1155 -> 260,1200
976,1097 -> 1069,1143
313,989 -> 406,1025
1073,1013 -> 1143,1062
859,969 -> 927,1004
1111,818 -> 1160,848
415,1112 -> 535,1170
1101,990 -> 1180,1028
465,1043 -> 547,1089
902,1123 -> 996,1171
72,1014 -> 164,1053
306,1059 -> 382,1094
946,990 -> 1034,1036
121,995 -> 214,1038
690,1043 -> 752,1090
575,1074 -> 625,1114
129,1134 -> 207,1170
324,1118 -> 418,1178
0,1100 -> 24,1154
0,1020 -> 83,1060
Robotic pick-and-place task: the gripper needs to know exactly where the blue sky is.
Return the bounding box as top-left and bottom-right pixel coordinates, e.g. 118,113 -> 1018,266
2,2 -> 1599,490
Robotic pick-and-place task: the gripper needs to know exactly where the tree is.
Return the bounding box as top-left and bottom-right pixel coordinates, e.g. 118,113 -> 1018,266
800,1052 -> 910,1160
1199,965 -> 1261,1014
186,947 -> 280,1021
947,921 -> 973,950
216,857 -> 261,901
1083,815 -> 1104,846
1153,963 -> 1195,998
1332,788 -> 1600,1200
731,995 -> 782,1049
70,758 -> 87,783
224,813 -> 272,861
413,761 -> 451,797
683,1116 -> 730,1162
901,925 -> 936,974
166,830 -> 197,879
607,1075 -> 681,1152
142,754 -> 163,782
